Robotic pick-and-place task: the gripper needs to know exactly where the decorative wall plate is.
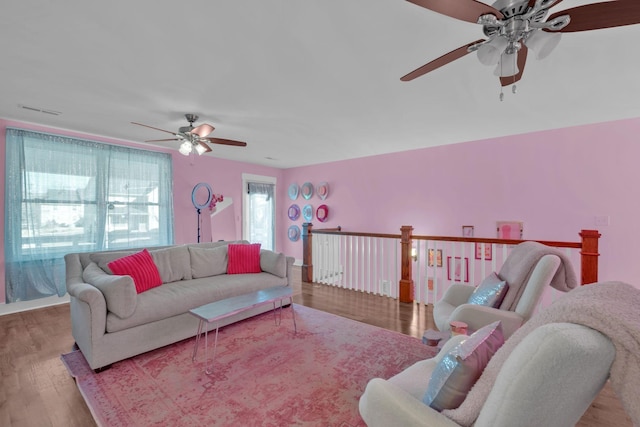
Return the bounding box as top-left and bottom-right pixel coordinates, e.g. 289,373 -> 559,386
316,204 -> 329,222
288,204 -> 301,221
316,182 -> 329,200
302,204 -> 313,221
288,225 -> 301,242
288,183 -> 299,200
301,182 -> 314,200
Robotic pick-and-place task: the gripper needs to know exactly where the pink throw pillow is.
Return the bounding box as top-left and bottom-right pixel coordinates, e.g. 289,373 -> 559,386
108,249 -> 163,293
227,243 -> 262,274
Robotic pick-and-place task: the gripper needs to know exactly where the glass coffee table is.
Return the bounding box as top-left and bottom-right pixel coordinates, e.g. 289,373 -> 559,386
190,286 -> 296,374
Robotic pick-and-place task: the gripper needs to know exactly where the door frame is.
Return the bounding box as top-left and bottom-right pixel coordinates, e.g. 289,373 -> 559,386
241,173 -> 277,250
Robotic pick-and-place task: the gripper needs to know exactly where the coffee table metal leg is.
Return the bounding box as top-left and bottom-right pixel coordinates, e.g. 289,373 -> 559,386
272,301 -> 279,325
271,298 -> 297,333
204,322 -> 220,375
290,297 -> 297,334
192,319 -> 204,361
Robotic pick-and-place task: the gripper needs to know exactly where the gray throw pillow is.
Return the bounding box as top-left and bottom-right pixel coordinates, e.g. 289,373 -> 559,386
188,246 -> 228,279
467,272 -> 509,308
90,251 -> 134,274
260,250 -> 286,278
149,246 -> 192,283
423,321 -> 505,411
82,262 -> 137,318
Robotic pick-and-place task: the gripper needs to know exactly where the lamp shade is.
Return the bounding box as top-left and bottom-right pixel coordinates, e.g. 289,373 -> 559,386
179,141 -> 192,156
477,37 -> 509,66
493,52 -> 519,77
525,30 -> 561,60
194,143 -> 208,155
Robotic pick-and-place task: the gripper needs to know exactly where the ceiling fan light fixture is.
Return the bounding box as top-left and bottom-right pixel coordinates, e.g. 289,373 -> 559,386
179,141 -> 192,156
194,143 -> 208,155
525,30 -> 561,60
493,52 -> 519,77
476,37 -> 509,66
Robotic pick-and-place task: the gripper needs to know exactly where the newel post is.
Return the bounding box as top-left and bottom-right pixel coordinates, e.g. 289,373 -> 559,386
302,222 -> 313,283
580,229 -> 601,285
399,225 -> 414,303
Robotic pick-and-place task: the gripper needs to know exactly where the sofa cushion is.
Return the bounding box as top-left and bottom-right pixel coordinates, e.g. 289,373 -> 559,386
189,240 -> 248,250
108,249 -> 163,294
423,321 -> 505,411
227,243 -> 262,274
90,250 -> 135,274
82,262 -> 137,318
467,272 -> 509,308
260,250 -> 287,278
105,273 -> 289,333
149,245 -> 192,283
188,245 -> 228,279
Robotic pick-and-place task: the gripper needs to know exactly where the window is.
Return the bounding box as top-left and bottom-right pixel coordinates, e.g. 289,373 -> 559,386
4,128 -> 174,302
242,174 -> 276,251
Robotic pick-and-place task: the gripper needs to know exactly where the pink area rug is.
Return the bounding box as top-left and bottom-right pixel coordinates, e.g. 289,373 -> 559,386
62,304 -> 437,426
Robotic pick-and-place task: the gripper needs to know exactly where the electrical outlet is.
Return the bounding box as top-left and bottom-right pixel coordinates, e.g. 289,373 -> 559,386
381,280 -> 391,295
594,215 -> 610,226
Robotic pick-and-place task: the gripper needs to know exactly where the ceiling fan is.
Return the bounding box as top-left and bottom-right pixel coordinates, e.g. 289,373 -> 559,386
132,114 -> 247,156
401,0 -> 640,93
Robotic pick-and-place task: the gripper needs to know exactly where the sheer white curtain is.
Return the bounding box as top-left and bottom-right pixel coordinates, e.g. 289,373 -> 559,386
4,128 -> 174,303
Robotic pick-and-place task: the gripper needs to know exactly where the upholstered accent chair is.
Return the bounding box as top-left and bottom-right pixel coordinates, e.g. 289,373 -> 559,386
433,241 -> 576,339
359,322 -> 614,427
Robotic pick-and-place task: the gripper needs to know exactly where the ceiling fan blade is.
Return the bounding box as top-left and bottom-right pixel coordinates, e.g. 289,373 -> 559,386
198,141 -> 213,153
190,123 -> 215,138
145,138 -> 181,142
203,137 -> 248,147
401,39 -> 485,81
406,0 -> 503,23
131,122 -> 178,136
546,0 -> 640,32
500,45 -> 528,87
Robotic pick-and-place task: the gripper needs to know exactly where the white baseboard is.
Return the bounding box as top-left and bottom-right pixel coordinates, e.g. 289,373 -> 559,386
0,294 -> 70,316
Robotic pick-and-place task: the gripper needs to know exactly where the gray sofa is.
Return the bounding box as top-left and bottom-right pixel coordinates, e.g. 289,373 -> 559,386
65,240 -> 294,370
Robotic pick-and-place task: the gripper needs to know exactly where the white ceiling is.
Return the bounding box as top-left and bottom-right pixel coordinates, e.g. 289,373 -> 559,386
1,0 -> 639,168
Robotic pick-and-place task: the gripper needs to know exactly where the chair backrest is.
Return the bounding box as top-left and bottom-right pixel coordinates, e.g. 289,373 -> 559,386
476,323 -> 614,427
512,254 -> 561,320
498,242 -> 563,312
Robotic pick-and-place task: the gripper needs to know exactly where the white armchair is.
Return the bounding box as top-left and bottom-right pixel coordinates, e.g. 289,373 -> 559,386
359,322 -> 614,427
433,241 -> 576,338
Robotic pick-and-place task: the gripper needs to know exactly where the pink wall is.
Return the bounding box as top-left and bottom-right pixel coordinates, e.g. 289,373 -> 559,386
0,119 -> 283,303
281,117 -> 640,287
171,154 -> 285,246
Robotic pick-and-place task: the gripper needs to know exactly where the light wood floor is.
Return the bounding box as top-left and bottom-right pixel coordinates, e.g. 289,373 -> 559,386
0,267 -> 631,427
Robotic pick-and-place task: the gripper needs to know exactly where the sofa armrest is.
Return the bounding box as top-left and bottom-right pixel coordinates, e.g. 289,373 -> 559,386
285,256 -> 295,287
359,378 -> 461,427
450,304 -> 524,338
65,253 -> 107,336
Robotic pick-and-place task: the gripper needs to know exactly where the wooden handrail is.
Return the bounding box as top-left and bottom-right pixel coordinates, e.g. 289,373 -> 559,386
303,225 -> 601,301
313,230 -> 400,239
412,235 -> 582,248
